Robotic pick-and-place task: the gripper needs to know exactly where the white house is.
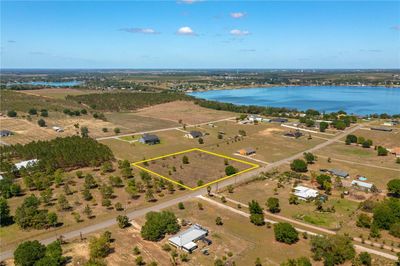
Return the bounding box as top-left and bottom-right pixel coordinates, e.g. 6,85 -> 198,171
14,159 -> 39,170
293,186 -> 319,200
184,131 -> 203,139
351,180 -> 373,191
168,224 -> 209,253
248,115 -> 263,122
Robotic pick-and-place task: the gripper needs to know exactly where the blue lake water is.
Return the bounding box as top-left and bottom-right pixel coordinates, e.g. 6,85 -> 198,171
189,86 -> 400,115
7,81 -> 83,87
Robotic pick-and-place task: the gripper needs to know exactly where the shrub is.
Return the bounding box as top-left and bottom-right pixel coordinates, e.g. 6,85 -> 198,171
356,213 -> 371,228
225,165 -> 237,176
273,222 -> 299,244
377,146 -> 388,156
290,159 -> 308,172
266,197 -> 280,213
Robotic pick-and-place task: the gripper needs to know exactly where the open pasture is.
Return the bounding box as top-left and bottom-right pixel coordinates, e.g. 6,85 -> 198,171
316,143 -> 400,169
20,88 -> 98,99
135,101 -> 236,125
105,112 -> 179,133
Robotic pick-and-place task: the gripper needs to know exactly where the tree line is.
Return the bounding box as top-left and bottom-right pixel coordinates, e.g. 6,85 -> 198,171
66,92 -> 193,111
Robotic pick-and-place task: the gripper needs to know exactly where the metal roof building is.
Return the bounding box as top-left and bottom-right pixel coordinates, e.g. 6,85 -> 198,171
15,159 -> 39,170
168,224 -> 208,253
293,186 -> 319,200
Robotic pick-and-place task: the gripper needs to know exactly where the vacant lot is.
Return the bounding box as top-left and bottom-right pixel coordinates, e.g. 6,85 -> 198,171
20,88 -> 99,99
317,143 -> 400,169
136,101 -> 235,125
0,164 -> 190,251
0,117 -> 59,145
105,112 -> 179,133
343,128 -> 400,148
135,148 -> 257,189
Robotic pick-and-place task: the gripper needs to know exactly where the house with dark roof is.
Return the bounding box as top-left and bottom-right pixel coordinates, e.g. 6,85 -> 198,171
185,131 -> 203,139
284,130 -> 303,138
370,127 -> 392,132
0,130 -> 13,137
270,118 -> 288,123
139,134 -> 160,145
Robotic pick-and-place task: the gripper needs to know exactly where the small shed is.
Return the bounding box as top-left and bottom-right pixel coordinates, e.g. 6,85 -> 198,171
351,180 -> 373,191
0,130 -> 13,137
238,147 -> 256,156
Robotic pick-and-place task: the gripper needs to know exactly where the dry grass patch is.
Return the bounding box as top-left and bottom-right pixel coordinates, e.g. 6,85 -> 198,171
136,101 -> 235,125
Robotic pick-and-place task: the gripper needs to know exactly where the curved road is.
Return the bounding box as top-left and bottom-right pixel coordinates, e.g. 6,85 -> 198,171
0,124 -> 362,261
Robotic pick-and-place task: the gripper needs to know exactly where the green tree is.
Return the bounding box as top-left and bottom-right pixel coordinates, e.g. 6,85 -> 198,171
40,109 -> 48,117
345,134 -> 357,144
114,128 -> 121,134
101,161 -> 113,174
82,187 -> 93,201
356,213 -> 371,228
117,215 -> 130,228
357,252 -> 371,266
215,216 -> 223,225
0,197 -> 12,226
289,195 -> 299,205
37,119 -> 46,127
182,155 -> 189,164
57,194 -> 70,211
280,257 -> 311,266
266,197 -> 280,213
198,137 -> 204,144
7,110 -> 17,117
387,179 -> 400,196
225,165 -> 237,176
140,211 -> 180,241
89,235 -> 111,259
81,126 -> 89,137
377,146 -> 388,156
249,200 -> 265,226
28,108 -> 37,115
40,188 -> 53,205
14,240 -> 46,266
84,204 -> 93,218
310,235 -> 355,265
319,122 -> 329,132
178,202 -> 185,209
303,152 -> 316,164
390,222 -> 400,238
290,159 -> 308,172
273,222 -> 299,244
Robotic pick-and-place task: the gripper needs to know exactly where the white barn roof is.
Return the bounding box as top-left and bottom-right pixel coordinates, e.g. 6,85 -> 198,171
293,186 -> 319,199
351,180 -> 373,189
15,159 -> 39,170
168,224 -> 208,248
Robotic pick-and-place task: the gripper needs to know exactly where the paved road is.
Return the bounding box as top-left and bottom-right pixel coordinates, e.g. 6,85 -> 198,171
0,123 -> 362,261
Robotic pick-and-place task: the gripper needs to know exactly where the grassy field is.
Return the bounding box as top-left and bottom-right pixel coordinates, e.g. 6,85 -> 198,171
135,149 -> 257,189
20,88 -> 99,100
342,128 -> 400,148
0,90 -> 82,113
105,112 -> 179,133
135,101 -> 236,125
317,142 -> 400,169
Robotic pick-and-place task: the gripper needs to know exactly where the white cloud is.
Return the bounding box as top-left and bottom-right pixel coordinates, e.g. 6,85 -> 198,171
177,26 -> 196,36
230,12 -> 246,19
120,28 -> 159,34
230,29 -> 250,36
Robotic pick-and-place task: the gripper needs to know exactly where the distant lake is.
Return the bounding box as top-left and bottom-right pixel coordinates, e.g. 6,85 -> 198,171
189,86 -> 400,115
7,81 -> 83,87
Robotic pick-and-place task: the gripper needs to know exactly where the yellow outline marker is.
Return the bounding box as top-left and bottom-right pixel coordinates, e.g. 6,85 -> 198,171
132,148 -> 259,191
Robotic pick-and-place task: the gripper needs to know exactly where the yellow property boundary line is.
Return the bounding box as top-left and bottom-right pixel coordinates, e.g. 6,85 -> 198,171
131,148 -> 259,191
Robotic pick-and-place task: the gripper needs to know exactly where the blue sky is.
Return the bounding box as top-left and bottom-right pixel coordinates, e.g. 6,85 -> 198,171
1,1 -> 399,69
